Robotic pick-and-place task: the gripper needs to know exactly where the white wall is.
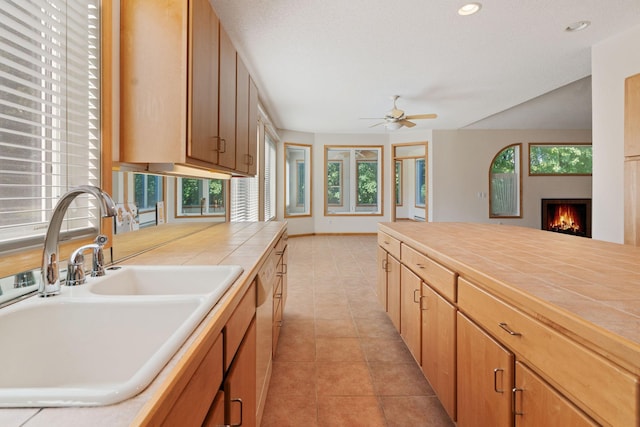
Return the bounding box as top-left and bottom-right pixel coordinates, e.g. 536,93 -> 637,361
592,23 -> 640,243
431,130 -> 592,229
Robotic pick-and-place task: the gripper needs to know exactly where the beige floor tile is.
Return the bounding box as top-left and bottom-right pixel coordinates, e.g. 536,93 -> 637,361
361,338 -> 416,363
316,362 -> 375,396
381,396 -> 454,427
317,396 -> 386,427
353,313 -> 399,339
267,361 -> 316,396
369,362 -> 434,396
315,318 -> 358,337
316,337 -> 365,362
261,394 -> 318,427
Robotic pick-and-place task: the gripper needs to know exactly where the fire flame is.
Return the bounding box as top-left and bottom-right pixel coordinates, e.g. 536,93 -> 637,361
548,205 -> 582,233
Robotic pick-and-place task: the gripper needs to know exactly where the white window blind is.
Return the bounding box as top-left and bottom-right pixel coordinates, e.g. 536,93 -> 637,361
0,0 -> 100,250
230,176 -> 259,222
264,133 -> 276,221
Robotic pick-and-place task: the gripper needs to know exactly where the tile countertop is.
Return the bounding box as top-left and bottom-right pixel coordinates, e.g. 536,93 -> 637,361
379,222 -> 640,376
0,221 -> 286,427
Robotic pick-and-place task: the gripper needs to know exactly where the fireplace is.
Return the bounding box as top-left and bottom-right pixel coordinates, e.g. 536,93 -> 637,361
541,199 -> 591,238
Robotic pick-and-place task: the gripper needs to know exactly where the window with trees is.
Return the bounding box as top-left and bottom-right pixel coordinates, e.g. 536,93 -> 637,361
529,143 -> 592,175
134,174 -> 163,211
325,146 -> 383,215
490,143 -> 522,218
176,178 -> 226,217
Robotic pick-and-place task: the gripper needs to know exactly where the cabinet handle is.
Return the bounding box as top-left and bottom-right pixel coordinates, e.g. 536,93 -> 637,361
276,264 -> 287,276
413,288 -> 421,303
382,259 -> 388,272
230,397 -> 243,427
275,292 -> 282,298
420,295 -> 428,310
493,368 -> 505,393
276,250 -> 284,255
415,263 -> 425,270
498,322 -> 522,336
218,138 -> 226,153
512,387 -> 524,416
245,154 -> 254,165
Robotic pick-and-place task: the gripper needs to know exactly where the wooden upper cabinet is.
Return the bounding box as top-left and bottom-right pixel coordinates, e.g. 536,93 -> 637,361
188,0 -> 220,165
235,55 -> 250,173
218,25 -> 237,170
120,0 -> 189,163
120,0 -> 258,176
624,73 -> 640,157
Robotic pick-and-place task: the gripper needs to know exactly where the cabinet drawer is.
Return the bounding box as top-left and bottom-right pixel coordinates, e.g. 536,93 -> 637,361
162,333 -> 224,426
458,277 -> 639,427
225,280 -> 257,370
401,244 -> 456,302
378,232 -> 401,259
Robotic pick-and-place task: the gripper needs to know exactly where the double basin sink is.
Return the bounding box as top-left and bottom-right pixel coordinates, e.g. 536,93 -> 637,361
0,265 -> 243,407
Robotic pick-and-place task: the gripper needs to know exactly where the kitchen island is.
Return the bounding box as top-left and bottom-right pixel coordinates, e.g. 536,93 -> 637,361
378,222 -> 639,426
0,221 -> 286,427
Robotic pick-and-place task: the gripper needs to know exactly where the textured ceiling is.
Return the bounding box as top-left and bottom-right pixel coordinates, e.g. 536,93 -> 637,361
210,0 -> 640,133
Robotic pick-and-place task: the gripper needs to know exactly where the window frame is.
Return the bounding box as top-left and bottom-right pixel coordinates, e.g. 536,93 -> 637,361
175,177 -> 227,218
284,142 -> 312,218
528,143 -> 593,176
489,143 -> 522,219
324,145 -> 384,216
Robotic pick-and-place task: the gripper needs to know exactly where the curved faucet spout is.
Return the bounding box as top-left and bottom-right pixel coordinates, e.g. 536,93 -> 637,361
40,185 -> 118,297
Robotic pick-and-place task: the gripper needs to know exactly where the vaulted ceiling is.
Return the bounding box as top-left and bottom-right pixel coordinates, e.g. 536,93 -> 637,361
210,0 -> 640,133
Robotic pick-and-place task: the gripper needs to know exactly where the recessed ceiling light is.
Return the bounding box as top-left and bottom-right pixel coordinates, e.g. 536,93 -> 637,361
458,3 -> 482,16
565,21 -> 591,32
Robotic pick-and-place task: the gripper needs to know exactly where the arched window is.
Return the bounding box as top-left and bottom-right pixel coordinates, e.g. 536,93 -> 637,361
489,144 -> 522,218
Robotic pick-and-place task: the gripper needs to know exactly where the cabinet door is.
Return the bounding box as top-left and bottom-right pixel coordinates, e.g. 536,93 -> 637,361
400,265 -> 422,365
457,312 -> 513,427
203,390 -> 225,427
218,25 -> 237,170
421,284 -> 456,420
514,362 -> 597,427
387,255 -> 401,332
188,0 -> 219,165
376,247 -> 388,310
226,318 -> 257,427
235,55 -> 250,173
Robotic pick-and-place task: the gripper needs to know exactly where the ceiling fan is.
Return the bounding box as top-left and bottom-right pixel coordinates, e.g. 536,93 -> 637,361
365,95 -> 437,130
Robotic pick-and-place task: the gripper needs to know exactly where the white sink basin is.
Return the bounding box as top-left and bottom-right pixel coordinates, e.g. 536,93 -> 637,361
0,264 -> 243,407
89,265 -> 243,296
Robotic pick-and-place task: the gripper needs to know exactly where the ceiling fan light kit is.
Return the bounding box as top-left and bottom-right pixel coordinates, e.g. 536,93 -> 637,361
365,95 -> 437,131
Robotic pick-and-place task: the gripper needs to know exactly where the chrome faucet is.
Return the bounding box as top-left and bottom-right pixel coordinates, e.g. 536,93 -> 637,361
66,234 -> 109,286
40,185 -> 118,297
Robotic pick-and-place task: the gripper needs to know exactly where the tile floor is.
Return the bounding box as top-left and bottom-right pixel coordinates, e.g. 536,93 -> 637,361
260,235 -> 454,427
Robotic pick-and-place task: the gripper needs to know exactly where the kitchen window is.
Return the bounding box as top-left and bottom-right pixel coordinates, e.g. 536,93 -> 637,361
0,0 -> 101,251
324,146 -> 383,215
176,177 -> 226,217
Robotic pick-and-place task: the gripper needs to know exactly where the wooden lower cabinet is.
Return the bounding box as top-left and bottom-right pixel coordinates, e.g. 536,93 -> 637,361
514,362 -> 597,427
378,247 -> 401,331
225,317 -> 257,427
203,390 -> 225,426
457,312 -> 513,427
400,265 -> 422,364
160,332 -> 224,426
421,283 -> 456,420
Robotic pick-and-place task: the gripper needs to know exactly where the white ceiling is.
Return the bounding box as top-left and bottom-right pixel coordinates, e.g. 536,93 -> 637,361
210,0 -> 640,134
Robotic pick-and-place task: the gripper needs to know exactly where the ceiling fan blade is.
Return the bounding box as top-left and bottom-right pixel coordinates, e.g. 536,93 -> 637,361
390,108 -> 404,119
399,119 -> 416,128
369,122 -> 387,128
405,113 -> 437,120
